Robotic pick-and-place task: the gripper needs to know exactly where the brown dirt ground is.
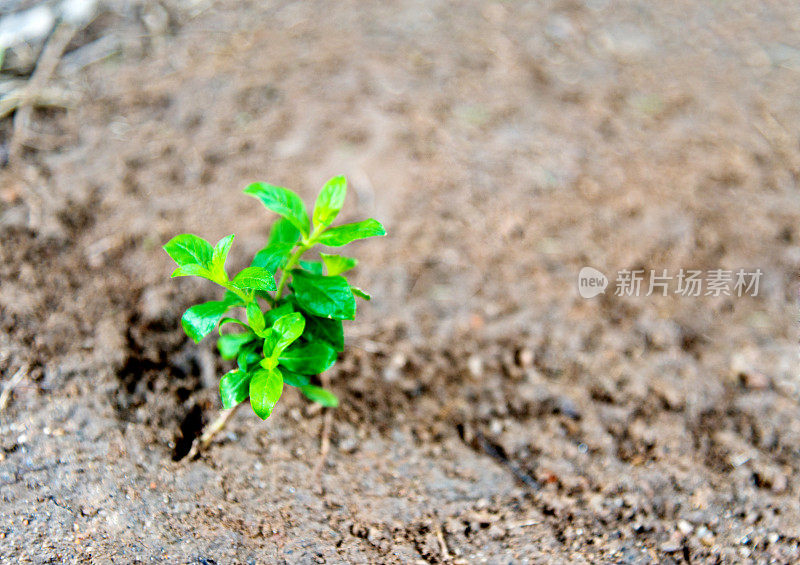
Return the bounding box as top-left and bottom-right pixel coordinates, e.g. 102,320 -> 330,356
1,1 -> 800,563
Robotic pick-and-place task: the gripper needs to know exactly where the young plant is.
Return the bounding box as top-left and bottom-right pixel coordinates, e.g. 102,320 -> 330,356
163,176 -> 384,453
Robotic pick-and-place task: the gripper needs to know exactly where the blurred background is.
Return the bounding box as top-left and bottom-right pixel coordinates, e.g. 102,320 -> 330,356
0,0 -> 798,562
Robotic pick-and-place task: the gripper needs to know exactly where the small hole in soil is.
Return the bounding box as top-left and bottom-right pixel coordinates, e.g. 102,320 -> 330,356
172,405 -> 204,461
175,386 -> 193,402
119,356 -> 163,394
114,314 -> 220,460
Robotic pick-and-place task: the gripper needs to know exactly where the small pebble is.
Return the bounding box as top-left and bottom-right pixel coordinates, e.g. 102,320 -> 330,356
517,348 -> 534,368
488,524 -> 506,540
660,541 -> 681,553
338,436 -> 358,453
740,370 -> 770,390
557,396 -> 581,420
696,525 -> 715,547
467,355 -> 483,378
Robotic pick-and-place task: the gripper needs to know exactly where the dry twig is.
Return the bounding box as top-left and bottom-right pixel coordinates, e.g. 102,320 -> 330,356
0,365 -> 29,413
8,22 -> 77,165
435,523 -> 453,561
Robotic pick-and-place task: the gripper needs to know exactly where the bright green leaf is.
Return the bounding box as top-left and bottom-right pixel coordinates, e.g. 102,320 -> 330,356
181,301 -> 229,343
261,328 -> 279,359
246,302 -> 266,334
211,234 -> 235,279
219,369 -> 252,409
163,234 -> 213,267
299,260 -> 323,275
237,344 -> 262,371
268,217 -> 301,246
279,367 -> 310,387
249,368 -> 283,419
218,317 -> 250,335
251,242 -> 293,273
217,332 -> 255,359
260,357 -> 278,371
278,341 -> 337,375
302,313 -> 344,352
313,175 -> 347,229
351,287 -> 371,301
272,312 -> 305,354
316,219 -> 385,247
233,266 -> 278,292
264,302 -> 294,325
244,182 -> 310,237
300,384 -> 339,407
291,271 -> 356,320
171,264 -> 212,279
320,253 -> 358,276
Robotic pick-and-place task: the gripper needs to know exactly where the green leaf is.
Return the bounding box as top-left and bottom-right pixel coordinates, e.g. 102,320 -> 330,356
351,287 -> 371,301
264,302 -> 295,325
291,271 -> 356,320
211,234 -> 235,279
163,234 -> 213,267
278,341 -> 337,375
272,312 -> 305,354
302,313 -> 344,352
181,301 -> 229,343
320,253 -> 358,276
251,242 -> 294,273
260,328 -> 279,360
244,182 -> 311,237
246,302 -> 266,334
237,344 -> 262,371
316,219 -> 385,247
268,217 -> 301,246
217,332 -> 255,359
249,368 -> 283,419
260,356 -> 278,371
313,175 -> 347,229
171,264 -> 212,279
219,369 -> 252,409
279,367 -> 310,387
222,290 -> 245,307
300,384 -> 339,407
299,260 -> 323,275
218,317 -> 250,334
232,266 -> 278,292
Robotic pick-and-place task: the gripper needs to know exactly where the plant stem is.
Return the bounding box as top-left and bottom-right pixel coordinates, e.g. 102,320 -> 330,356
311,372 -> 333,491
183,402 -> 244,461
275,246 -> 304,300
275,233 -> 317,300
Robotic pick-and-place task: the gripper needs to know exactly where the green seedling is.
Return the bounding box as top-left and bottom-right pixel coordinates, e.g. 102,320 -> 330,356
164,176 -> 384,456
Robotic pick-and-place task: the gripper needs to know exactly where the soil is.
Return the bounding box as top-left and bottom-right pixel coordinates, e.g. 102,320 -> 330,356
1,1 -> 800,563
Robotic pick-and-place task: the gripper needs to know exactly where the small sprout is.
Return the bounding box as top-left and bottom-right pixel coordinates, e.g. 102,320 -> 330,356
164,176 -> 384,452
